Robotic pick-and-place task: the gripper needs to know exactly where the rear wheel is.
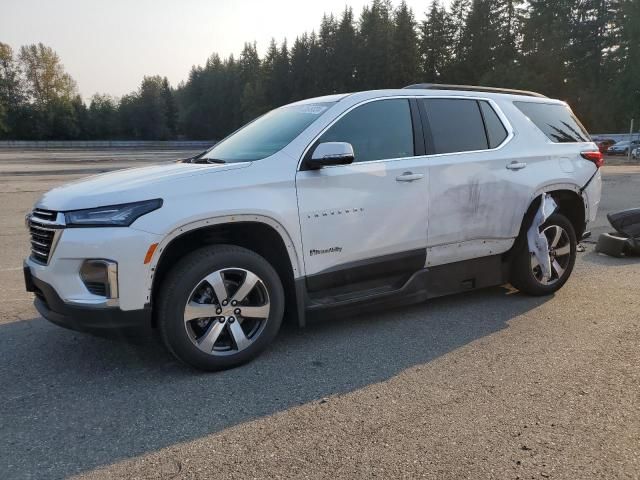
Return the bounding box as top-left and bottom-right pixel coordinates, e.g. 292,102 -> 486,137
510,213 -> 577,296
157,245 -> 284,371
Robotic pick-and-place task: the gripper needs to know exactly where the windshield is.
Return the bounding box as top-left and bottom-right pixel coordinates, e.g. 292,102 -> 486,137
203,102 -> 335,162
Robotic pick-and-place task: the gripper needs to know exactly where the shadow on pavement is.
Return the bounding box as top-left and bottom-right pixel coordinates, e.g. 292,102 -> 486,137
0,287 -> 548,479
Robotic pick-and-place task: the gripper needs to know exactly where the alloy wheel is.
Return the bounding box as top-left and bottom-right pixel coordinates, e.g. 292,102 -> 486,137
183,268 -> 270,356
530,224 -> 572,286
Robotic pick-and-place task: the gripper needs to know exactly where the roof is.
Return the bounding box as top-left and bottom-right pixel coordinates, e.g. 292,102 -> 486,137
285,85 -> 558,108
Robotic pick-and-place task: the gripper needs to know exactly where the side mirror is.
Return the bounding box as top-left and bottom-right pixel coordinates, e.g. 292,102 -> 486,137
306,142 -> 354,169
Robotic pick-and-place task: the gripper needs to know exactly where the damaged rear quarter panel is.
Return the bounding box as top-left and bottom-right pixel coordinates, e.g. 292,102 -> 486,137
425,104 -> 595,267
427,157 -> 529,246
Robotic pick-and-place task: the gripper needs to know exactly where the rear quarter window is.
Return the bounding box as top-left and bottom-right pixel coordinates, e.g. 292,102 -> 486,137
479,101 -> 508,148
514,101 -> 590,143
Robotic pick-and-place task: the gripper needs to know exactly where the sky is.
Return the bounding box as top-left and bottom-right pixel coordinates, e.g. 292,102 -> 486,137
1,0 -> 450,100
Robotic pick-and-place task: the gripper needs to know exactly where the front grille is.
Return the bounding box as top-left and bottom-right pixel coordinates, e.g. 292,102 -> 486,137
28,209 -> 63,264
32,209 -> 57,221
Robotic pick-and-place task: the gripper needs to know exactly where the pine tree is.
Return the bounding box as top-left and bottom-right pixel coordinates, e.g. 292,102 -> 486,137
137,75 -> 171,139
334,7 -> 358,92
461,0 -> 497,84
420,1 -> 453,82
290,34 -> 313,100
392,1 -> 419,87
612,0 -> 640,131
273,41 -> 291,106
318,14 -> 339,92
357,0 -> 395,89
87,94 -> 119,139
519,0 -> 576,97
161,77 -> 178,138
444,0 -> 471,82
493,0 -> 523,63
238,42 -> 266,122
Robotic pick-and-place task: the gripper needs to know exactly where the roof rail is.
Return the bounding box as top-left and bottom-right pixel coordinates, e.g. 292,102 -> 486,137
403,83 -> 547,98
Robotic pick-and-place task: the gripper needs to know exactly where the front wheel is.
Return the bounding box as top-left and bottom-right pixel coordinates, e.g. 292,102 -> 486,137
510,213 -> 577,296
157,245 -> 285,371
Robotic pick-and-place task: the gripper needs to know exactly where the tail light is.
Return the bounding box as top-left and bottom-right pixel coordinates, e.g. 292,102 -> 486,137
581,150 -> 604,168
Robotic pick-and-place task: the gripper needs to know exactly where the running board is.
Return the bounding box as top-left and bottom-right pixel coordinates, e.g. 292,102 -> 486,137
306,255 -> 507,314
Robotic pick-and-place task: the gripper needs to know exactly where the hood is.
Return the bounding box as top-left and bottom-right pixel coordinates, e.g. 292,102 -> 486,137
36,161 -> 250,211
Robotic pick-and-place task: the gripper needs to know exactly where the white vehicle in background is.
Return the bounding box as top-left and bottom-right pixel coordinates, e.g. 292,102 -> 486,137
24,84 -> 603,371
632,146 -> 640,160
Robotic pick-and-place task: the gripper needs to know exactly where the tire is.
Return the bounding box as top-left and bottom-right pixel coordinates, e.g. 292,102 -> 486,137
510,213 -> 577,296
157,245 -> 285,371
595,232 -> 629,257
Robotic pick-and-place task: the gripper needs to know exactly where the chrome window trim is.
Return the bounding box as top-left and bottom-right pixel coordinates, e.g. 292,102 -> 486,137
297,95 -> 515,170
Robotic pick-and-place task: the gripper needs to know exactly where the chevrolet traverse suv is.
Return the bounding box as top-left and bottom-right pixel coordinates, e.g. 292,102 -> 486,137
24,84 -> 603,370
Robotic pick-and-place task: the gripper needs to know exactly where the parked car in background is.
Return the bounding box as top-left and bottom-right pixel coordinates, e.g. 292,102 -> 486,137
24,84 -> 603,371
632,146 -> 640,160
596,139 -> 616,153
607,140 -> 640,155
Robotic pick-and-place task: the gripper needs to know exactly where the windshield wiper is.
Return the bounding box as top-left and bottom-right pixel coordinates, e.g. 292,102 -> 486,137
184,156 -> 226,164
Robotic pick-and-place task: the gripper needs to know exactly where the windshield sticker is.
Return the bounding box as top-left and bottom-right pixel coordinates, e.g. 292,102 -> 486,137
296,105 -> 329,115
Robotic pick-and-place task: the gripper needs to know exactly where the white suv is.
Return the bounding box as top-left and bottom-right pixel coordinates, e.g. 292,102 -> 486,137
24,85 -> 603,370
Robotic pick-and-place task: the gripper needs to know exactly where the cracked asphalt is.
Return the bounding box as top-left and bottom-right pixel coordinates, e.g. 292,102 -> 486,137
0,150 -> 639,479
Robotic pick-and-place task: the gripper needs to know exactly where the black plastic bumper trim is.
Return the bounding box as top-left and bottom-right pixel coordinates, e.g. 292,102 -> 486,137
28,272 -> 150,331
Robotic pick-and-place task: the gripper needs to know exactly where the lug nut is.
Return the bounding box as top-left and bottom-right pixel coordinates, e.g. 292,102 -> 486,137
216,308 -> 222,314
228,317 -> 235,323
222,299 -> 228,306
231,300 -> 238,306
218,317 -> 225,323
234,308 -> 241,315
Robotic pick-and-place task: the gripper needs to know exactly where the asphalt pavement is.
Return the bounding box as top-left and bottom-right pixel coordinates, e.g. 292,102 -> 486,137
0,150 -> 639,479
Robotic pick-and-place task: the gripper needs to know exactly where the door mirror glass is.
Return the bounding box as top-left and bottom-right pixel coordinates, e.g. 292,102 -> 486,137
307,142 -> 355,169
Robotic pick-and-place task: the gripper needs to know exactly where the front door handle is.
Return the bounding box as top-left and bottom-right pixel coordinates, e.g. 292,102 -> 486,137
506,161 -> 527,170
396,172 -> 424,182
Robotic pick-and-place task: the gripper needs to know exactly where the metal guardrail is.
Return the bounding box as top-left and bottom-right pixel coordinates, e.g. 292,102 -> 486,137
591,133 -> 639,142
0,140 -> 216,149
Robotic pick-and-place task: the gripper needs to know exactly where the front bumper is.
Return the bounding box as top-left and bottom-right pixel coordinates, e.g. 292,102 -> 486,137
24,224 -> 162,331
25,265 -> 150,331
25,226 -> 162,311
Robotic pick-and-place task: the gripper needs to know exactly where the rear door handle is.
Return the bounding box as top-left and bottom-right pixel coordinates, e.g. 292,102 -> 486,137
396,172 -> 424,182
506,161 -> 527,170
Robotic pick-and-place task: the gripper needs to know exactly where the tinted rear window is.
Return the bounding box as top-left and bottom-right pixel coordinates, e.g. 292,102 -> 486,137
422,98 -> 488,154
514,102 -> 590,143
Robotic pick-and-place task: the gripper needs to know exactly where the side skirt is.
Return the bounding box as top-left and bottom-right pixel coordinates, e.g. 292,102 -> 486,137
301,254 -> 508,322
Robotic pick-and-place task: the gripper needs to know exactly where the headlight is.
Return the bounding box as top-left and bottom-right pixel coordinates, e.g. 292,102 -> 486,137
64,199 -> 163,227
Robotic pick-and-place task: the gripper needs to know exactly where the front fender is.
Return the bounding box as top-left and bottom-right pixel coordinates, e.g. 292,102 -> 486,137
135,214 -> 304,306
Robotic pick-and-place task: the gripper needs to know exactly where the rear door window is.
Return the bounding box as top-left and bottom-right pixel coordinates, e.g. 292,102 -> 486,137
514,101 -> 590,143
318,99 -> 414,163
421,98 -> 489,154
